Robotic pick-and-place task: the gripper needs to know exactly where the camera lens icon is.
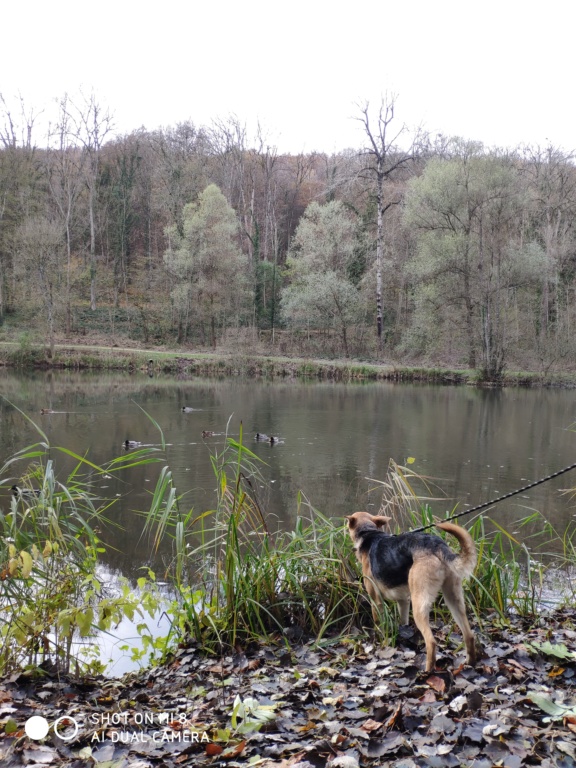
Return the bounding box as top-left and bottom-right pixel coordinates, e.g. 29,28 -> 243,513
25,715 -> 79,741
53,716 -> 79,740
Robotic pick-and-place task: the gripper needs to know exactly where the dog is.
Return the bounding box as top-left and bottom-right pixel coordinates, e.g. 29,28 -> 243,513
346,511 -> 477,672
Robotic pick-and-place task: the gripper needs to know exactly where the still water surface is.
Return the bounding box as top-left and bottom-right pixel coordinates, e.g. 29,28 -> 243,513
2,369 -> 576,579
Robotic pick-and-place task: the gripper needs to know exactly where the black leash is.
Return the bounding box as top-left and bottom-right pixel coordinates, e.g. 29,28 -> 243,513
410,460 -> 576,533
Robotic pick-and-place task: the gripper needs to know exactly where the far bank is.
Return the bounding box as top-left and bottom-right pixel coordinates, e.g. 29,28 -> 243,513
0,340 -> 575,387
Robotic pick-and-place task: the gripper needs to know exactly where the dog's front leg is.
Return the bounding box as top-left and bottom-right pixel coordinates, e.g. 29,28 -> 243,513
364,578 -> 384,625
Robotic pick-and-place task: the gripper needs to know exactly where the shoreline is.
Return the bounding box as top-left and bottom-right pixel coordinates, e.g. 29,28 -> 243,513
1,341 -> 574,387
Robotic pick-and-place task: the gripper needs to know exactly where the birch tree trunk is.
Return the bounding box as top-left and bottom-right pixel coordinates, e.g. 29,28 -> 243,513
357,96 -> 417,352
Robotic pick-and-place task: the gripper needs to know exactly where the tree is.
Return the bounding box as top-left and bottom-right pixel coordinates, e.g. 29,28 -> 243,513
14,216 -> 64,357
163,184 -> 249,347
404,142 -> 545,379
45,94 -> 86,332
521,145 -> 576,359
100,134 -> 143,306
356,95 -> 418,349
149,121 -> 208,237
281,200 -> 364,356
64,91 -> 113,310
0,93 -> 43,318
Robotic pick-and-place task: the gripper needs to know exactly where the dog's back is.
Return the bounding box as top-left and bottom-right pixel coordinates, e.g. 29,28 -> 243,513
353,517 -> 476,584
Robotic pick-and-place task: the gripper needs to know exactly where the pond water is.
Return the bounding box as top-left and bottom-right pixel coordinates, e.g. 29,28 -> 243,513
2,369 -> 576,673
2,368 -> 576,573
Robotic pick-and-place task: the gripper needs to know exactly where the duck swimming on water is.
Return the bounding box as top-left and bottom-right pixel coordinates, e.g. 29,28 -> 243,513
124,440 -> 142,449
255,433 -> 280,444
201,430 -> 215,438
12,485 -> 41,500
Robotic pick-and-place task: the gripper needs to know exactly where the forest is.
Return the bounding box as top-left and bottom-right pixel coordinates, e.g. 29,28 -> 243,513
1,92 -> 576,381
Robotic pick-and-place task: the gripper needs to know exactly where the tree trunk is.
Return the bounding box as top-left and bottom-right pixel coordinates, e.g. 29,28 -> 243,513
376,161 -> 384,346
89,187 -> 97,310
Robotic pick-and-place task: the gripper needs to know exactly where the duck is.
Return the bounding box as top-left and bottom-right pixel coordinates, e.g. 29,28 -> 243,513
12,485 -> 41,500
201,430 -> 215,438
182,406 -> 196,413
255,432 -> 269,441
269,436 -> 279,444
40,408 -> 54,415
124,440 -> 142,449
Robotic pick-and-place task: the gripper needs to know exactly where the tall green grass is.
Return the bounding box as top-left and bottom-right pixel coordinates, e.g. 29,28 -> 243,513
150,427 -> 393,654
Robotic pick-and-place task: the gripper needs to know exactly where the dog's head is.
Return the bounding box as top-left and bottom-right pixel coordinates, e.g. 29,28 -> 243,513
345,511 -> 391,541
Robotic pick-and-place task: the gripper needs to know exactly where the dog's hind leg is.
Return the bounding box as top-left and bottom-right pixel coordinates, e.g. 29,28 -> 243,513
409,563 -> 441,672
397,598 -> 410,625
442,577 -> 476,666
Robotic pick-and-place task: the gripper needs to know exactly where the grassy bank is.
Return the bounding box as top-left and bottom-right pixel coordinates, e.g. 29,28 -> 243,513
1,340 -> 575,386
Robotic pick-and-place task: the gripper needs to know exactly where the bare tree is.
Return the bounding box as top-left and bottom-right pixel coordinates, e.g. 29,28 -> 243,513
45,95 -> 86,332
15,216 -> 64,357
356,95 -> 419,348
0,92 -> 41,150
64,91 -> 114,310
0,93 -> 42,318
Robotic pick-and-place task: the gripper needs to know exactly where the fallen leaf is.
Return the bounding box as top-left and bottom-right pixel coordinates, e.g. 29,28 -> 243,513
384,701 -> 404,729
363,733 -> 405,758
221,739 -> 246,759
548,667 -> 565,677
557,740 -> 576,759
426,675 -> 446,693
419,690 -> 437,703
360,718 -> 383,733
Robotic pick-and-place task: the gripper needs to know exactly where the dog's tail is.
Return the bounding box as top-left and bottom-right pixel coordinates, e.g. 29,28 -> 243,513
436,522 -> 477,578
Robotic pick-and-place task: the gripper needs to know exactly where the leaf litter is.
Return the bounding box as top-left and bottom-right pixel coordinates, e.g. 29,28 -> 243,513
1,609 -> 575,767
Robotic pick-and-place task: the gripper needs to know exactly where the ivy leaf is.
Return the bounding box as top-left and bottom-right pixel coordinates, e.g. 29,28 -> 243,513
526,641 -> 576,661
527,692 -> 576,722
231,695 -> 277,733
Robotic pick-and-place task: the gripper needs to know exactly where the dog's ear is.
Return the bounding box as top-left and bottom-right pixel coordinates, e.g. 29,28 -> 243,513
373,515 -> 392,528
344,515 -> 355,529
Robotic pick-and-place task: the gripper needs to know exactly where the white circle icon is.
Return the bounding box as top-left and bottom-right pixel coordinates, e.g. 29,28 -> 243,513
25,716 -> 49,740
53,716 -> 79,741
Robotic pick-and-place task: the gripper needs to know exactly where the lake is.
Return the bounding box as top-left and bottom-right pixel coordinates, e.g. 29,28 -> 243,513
1,368 -> 576,578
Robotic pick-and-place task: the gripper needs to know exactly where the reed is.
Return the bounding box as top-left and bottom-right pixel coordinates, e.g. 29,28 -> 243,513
157,429 -> 391,653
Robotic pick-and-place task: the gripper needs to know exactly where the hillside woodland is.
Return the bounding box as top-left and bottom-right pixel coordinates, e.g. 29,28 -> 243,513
2,93 -> 576,380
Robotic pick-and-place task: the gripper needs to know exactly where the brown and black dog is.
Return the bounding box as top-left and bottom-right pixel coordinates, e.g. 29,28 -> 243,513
346,511 -> 477,672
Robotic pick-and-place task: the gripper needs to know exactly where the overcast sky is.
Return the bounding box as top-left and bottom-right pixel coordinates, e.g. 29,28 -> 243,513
3,0 -> 576,154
